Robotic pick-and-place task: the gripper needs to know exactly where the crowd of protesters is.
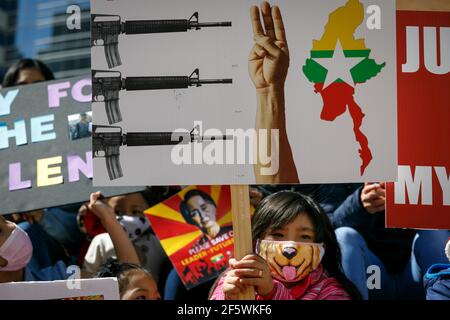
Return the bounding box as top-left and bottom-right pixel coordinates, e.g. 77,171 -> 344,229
0,180 -> 448,299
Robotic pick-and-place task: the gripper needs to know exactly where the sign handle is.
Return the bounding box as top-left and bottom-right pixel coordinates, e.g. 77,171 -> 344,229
230,184 -> 255,300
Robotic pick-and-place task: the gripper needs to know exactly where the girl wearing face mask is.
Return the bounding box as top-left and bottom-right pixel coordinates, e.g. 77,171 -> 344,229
210,191 -> 361,300
0,215 -> 66,284
0,216 -> 33,281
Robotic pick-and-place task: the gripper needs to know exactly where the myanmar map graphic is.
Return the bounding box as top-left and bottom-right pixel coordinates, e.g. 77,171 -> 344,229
303,0 -> 385,175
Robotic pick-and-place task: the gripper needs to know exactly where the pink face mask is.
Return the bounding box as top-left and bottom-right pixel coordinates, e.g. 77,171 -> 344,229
256,239 -> 325,283
0,224 -> 33,271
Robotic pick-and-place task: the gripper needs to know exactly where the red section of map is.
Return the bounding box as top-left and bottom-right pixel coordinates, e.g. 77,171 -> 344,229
314,82 -> 372,175
386,11 -> 450,230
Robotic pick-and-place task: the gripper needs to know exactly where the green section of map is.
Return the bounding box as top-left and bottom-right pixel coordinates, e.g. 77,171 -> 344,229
303,0 -> 386,85
303,57 -> 385,84
310,50 -> 370,58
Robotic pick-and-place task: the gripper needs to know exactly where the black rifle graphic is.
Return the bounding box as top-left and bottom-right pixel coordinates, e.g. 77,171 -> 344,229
92,69 -> 232,124
91,12 -> 232,68
93,125 -> 232,180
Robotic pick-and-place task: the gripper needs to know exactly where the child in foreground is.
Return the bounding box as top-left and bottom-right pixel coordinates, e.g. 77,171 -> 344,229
96,260 -> 161,300
210,191 -> 361,300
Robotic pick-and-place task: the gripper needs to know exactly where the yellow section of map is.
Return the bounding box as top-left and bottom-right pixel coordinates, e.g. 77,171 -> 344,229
313,0 -> 367,51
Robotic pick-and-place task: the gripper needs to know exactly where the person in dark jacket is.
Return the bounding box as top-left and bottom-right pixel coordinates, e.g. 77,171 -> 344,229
247,183 -> 450,299
424,264 -> 450,300
424,239 -> 450,300
71,113 -> 91,140
318,183 -> 450,300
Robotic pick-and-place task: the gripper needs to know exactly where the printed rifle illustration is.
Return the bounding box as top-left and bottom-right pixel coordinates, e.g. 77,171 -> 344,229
92,69 -> 232,124
91,12 -> 232,68
93,125 -> 232,180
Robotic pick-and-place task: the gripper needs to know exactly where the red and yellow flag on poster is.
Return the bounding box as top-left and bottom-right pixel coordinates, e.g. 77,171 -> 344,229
145,185 -> 234,289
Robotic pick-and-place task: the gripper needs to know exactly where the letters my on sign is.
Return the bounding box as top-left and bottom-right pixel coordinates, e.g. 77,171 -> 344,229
386,10 -> 450,230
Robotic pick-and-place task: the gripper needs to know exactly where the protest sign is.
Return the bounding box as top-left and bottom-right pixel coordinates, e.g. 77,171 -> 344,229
92,0 -> 397,186
386,3 -> 450,229
0,76 -> 145,215
145,185 -> 237,289
0,277 -> 120,300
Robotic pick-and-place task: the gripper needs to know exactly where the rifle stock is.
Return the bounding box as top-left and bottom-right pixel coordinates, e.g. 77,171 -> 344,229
92,69 -> 232,124
91,12 -> 232,68
93,125 -> 232,180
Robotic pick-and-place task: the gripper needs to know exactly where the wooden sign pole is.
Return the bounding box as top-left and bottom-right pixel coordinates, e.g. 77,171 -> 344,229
230,184 -> 255,300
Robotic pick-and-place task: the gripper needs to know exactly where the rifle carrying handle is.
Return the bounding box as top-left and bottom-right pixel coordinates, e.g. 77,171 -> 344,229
124,19 -> 188,34
126,132 -> 188,146
125,76 -> 189,91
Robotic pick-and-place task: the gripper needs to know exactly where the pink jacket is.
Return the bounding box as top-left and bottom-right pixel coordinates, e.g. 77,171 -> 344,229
210,265 -> 351,300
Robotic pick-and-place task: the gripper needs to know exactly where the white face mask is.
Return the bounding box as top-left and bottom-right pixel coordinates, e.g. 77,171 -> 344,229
117,215 -> 151,241
0,224 -> 33,271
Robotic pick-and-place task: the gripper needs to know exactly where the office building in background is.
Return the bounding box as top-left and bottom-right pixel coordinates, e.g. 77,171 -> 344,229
0,0 -> 90,82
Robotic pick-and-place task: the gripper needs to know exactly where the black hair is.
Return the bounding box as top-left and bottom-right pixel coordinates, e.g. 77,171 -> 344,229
251,191 -> 362,300
2,58 -> 54,87
184,189 -> 216,206
180,189 -> 216,225
95,259 -> 153,296
140,186 -> 181,208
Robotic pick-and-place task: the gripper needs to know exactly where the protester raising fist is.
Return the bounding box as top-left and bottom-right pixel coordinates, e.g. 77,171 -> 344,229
87,191 -> 140,266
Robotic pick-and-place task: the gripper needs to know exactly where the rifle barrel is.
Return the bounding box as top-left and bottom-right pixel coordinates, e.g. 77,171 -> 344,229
197,135 -> 233,141
124,76 -> 232,90
193,22 -> 232,28
195,78 -> 233,85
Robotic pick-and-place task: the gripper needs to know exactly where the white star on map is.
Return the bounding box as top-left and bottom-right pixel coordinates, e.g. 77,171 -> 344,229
313,40 -> 365,89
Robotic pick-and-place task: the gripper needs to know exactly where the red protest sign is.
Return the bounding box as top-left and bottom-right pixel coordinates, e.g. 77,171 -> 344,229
386,10 -> 450,229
